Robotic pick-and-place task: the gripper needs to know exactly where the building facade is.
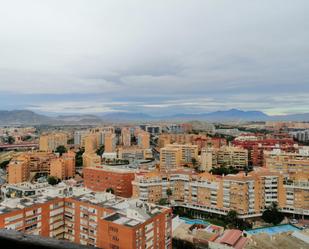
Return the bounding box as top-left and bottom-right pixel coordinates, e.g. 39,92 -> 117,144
0,186 -> 172,249
39,133 -> 68,152
133,169 -> 309,218
83,166 -> 136,198
264,148 -> 309,176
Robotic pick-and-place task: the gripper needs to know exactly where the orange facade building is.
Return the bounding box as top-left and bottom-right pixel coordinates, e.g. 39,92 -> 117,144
0,189 -> 172,249
7,154 -> 30,184
133,168 -> 309,218
7,151 -> 75,183
83,166 -> 135,197
39,132 -> 68,152
137,131 -> 150,149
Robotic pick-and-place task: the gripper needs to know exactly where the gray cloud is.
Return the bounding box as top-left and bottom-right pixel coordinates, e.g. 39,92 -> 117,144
0,0 -> 308,115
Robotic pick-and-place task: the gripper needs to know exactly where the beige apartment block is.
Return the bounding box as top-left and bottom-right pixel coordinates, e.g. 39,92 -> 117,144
121,127 -> 131,147
7,151 -> 75,183
137,131 -> 150,149
39,132 -> 68,152
104,132 -> 116,153
200,146 -> 248,170
165,144 -> 198,166
7,155 -> 30,184
160,147 -> 181,171
133,169 -> 307,218
265,148 -> 309,176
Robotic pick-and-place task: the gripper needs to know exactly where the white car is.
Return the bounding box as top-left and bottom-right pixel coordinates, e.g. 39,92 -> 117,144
290,219 -> 298,224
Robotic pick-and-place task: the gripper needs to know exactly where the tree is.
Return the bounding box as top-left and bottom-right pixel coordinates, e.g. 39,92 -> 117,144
7,136 -> 15,144
21,135 -> 32,141
210,166 -> 239,176
164,188 -> 173,204
96,145 -> 105,156
0,160 -> 11,169
191,158 -> 197,165
158,198 -> 168,205
75,148 -> 84,167
166,188 -> 173,197
55,145 -> 67,156
106,188 -> 115,194
191,158 -> 198,170
47,176 -> 60,185
226,210 -> 238,226
262,202 -> 284,225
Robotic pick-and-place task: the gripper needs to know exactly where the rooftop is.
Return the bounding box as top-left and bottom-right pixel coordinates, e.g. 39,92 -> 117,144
0,183 -> 170,226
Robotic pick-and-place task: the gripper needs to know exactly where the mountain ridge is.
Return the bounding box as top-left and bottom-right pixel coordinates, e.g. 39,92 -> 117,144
1,109 -> 309,124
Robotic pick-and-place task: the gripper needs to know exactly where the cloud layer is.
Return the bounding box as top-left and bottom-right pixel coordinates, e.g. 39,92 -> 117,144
0,0 -> 308,115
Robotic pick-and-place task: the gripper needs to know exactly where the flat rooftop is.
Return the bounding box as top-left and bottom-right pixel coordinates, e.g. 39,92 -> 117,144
0,183 -> 170,227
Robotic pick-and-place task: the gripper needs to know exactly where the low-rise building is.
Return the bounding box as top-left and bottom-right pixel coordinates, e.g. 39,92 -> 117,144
117,146 -> 153,161
83,166 -> 136,198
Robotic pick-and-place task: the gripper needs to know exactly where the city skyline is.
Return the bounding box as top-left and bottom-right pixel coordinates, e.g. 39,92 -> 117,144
0,0 -> 308,115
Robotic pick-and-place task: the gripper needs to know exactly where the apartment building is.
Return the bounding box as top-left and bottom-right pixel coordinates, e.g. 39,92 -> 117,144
216,146 -> 248,170
132,170 -> 194,204
200,146 -> 248,170
74,127 -> 115,148
39,133 -> 68,152
194,136 -> 227,151
7,154 -> 30,184
264,148 -> 309,175
200,147 -> 214,172
233,138 -> 296,166
158,134 -> 196,148
164,123 -> 192,134
73,130 -> 89,146
7,151 -> 74,183
50,152 -> 75,180
165,144 -> 198,166
84,134 -> 99,154
1,182 -> 51,199
83,166 -> 136,197
117,146 -> 153,161
82,134 -> 101,168
137,131 -> 150,149
142,125 -> 162,135
104,132 -> 117,153
0,185 -> 172,249
158,134 -> 226,151
121,128 -> 131,147
160,147 -> 181,171
82,153 -> 101,168
133,169 -> 309,218
281,173 -> 309,215
291,130 -> 309,143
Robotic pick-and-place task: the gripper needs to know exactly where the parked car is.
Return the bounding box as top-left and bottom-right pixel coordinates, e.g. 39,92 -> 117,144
290,219 -> 298,224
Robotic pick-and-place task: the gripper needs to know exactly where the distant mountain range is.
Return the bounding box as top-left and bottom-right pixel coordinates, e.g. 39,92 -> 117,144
0,110 -> 51,124
1,109 -> 309,124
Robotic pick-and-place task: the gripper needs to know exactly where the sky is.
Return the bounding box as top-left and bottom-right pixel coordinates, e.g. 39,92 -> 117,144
0,0 -> 308,116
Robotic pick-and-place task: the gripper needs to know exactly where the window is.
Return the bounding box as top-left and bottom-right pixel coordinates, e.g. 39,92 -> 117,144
112,236 -> 119,241
108,226 -> 118,233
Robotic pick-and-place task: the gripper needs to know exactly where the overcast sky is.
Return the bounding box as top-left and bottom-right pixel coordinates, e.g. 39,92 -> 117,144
0,0 -> 308,115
